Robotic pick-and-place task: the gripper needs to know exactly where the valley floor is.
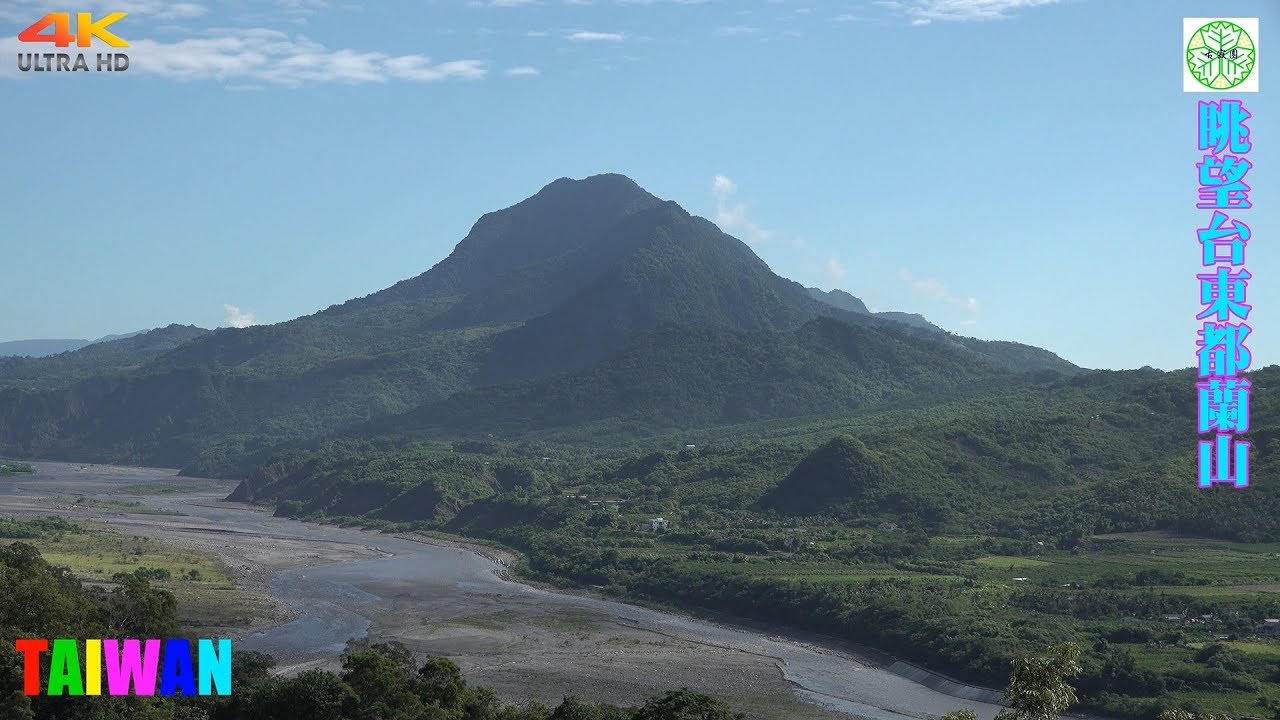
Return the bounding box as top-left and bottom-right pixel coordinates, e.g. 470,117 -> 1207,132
0,462 -> 1000,720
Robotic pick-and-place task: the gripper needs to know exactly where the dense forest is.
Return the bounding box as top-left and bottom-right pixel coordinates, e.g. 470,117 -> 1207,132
205,363 -> 1280,719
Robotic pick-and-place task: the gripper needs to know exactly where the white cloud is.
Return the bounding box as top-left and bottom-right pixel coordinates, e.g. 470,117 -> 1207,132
898,269 -> 979,312
505,65 -> 540,75
708,176 -> 866,294
0,1 -> 208,22
824,257 -> 847,282
275,0 -> 328,11
714,25 -> 761,36
222,304 -> 258,328
569,30 -> 625,41
711,175 -> 771,245
901,0 -> 1062,24
908,275 -> 947,299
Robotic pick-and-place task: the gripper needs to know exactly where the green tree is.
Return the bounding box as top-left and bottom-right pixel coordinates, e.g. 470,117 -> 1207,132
995,643 -> 1080,720
99,572 -> 179,637
252,670 -> 361,720
630,689 -> 744,720
0,642 -> 34,720
342,651 -> 426,718
230,650 -> 277,690
416,657 -> 467,710
551,696 -> 608,720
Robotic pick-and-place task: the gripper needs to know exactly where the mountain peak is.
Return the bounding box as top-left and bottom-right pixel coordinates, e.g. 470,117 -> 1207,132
327,173 -> 664,316
807,287 -> 870,315
541,172 -> 644,192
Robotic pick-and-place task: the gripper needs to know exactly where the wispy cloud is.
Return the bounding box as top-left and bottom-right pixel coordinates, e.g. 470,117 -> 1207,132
0,0 -> 207,22
714,25 -> 762,36
710,175 -> 851,291
711,175 -> 771,245
824,257 -> 847,283
897,0 -> 1063,25
3,29 -> 490,86
898,269 -> 978,312
505,65 -> 540,75
568,30 -> 626,41
273,0 -> 329,21
222,304 -> 258,328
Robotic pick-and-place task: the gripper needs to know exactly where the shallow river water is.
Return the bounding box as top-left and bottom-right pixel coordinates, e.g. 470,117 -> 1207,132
1,463 -> 1011,720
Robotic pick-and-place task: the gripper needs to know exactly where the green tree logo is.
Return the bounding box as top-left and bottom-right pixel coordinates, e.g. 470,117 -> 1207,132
1187,20 -> 1256,90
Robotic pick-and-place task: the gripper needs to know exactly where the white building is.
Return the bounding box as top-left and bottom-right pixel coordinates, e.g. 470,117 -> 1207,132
647,518 -> 669,531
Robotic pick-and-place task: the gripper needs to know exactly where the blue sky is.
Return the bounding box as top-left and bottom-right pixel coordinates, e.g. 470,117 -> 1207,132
0,0 -> 1274,371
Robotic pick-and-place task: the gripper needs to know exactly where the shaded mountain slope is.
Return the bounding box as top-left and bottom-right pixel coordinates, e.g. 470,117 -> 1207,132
0,325 -> 210,392
0,174 -> 1078,466
374,316 -> 1065,442
476,203 -> 856,383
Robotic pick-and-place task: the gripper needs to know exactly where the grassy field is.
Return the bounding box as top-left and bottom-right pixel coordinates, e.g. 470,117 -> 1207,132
0,460 -> 34,476
436,609 -> 521,631
171,585 -> 281,632
1188,640 -> 1280,655
529,609 -> 601,633
964,532 -> 1280,588
971,555 -> 1054,569
1123,642 -> 1280,716
54,496 -> 187,516
117,482 -> 227,495
25,524 -> 231,585
0,516 -> 275,633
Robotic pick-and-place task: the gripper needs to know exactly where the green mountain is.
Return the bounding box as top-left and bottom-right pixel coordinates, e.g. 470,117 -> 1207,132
807,287 -> 869,314
0,174 -> 1076,467
371,317 -> 1071,444
0,324 -> 209,391
807,287 -> 942,332
222,363 -> 1280,539
757,434 -> 902,515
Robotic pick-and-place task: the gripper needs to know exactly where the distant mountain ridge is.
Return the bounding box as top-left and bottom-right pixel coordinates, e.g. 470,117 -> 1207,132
0,329 -> 150,358
0,325 -> 211,392
0,339 -> 88,358
806,287 -> 942,332
0,174 -> 1079,467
